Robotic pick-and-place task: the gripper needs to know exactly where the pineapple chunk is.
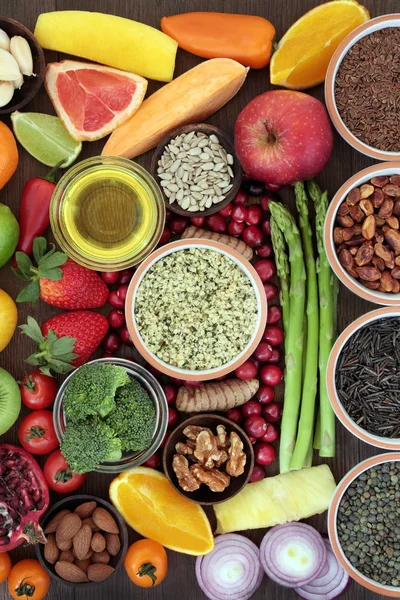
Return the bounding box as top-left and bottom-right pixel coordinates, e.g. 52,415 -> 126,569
34,11 -> 177,82
214,464 -> 336,534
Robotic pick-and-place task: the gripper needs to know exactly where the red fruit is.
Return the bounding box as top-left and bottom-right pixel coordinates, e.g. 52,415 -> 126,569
143,452 -> 160,469
227,220 -> 245,237
206,214 -> 226,233
162,384 -> 177,405
160,431 -> 171,449
256,242 -> 273,258
18,410 -> 58,456
253,342 -> 273,363
260,423 -> 279,443
248,436 -> 257,445
261,218 -> 271,237
183,380 -> 201,388
244,415 -> 267,438
254,442 -> 276,465
256,385 -> 275,404
231,205 -> 248,223
260,194 -> 274,212
263,282 -> 278,301
251,357 -> 260,370
267,306 -> 282,325
100,271 -> 119,285
226,408 -> 243,425
0,445 -> 49,551
262,402 -> 282,423
263,325 -> 284,347
43,449 -> 86,494
165,209 -> 172,222
242,226 -> 263,247
159,226 -> 172,246
169,377 -> 184,386
148,365 -> 163,379
260,365 -> 283,387
269,348 -> 281,364
108,290 -> 125,309
245,204 -> 262,225
120,327 -> 134,346
235,360 -> 258,380
19,371 -> 57,410
249,465 -> 265,482
218,203 -> 233,218
117,269 -> 133,285
191,216 -> 205,227
117,285 -> 128,303
254,259 -> 276,282
101,352 -> 115,358
265,182 -> 282,192
241,400 -> 262,417
170,216 -> 189,235
168,406 -> 179,429
232,190 -> 248,205
102,332 -> 121,353
108,309 -> 125,329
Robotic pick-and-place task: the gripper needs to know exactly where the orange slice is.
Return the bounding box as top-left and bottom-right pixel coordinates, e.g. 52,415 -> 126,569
270,0 -> 370,89
109,467 -> 214,556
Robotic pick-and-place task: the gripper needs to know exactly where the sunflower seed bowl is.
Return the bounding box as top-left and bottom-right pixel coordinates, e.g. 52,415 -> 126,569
150,123 -> 242,218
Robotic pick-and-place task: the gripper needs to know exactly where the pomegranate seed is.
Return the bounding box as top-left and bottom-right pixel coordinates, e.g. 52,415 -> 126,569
108,309 -> 125,329
108,290 -> 125,309
170,216 -> 189,235
120,327 -> 134,346
206,214 -> 226,233
245,204 -> 263,226
118,269 -> 133,285
101,271 -> 119,285
191,216 -> 205,227
231,205 -> 248,223
227,220 -> 245,237
232,190 -> 248,205
218,203 -> 233,218
102,332 -> 121,353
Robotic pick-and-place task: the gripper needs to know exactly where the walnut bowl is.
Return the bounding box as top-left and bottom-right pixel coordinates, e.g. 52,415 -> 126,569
163,414 -> 254,506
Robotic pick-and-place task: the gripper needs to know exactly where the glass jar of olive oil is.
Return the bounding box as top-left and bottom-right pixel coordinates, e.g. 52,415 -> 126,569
50,156 -> 165,271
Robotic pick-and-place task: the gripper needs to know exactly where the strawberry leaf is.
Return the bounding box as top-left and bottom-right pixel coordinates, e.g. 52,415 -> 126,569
50,336 -> 77,358
21,321 -> 77,375
46,358 -> 75,374
39,252 -> 68,271
14,252 -> 33,278
19,316 -> 45,344
16,281 -> 40,304
32,237 -> 48,264
37,266 -> 63,281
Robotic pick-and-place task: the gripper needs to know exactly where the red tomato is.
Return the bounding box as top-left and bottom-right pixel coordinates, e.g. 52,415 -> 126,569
256,385 -> 275,404
267,306 -> 282,325
254,442 -> 276,465
260,423 -> 279,443
232,190 -> 248,205
44,449 -> 86,493
260,365 -> 283,387
262,402 -> 282,423
245,204 -> 263,226
227,220 -> 245,237
226,408 -> 243,425
253,342 -> 273,363
18,410 -> 58,455
254,259 -> 276,282
19,371 -> 57,410
249,465 -> 265,482
263,325 -> 284,347
241,400 -> 262,417
263,282 -> 278,301
235,360 -> 258,380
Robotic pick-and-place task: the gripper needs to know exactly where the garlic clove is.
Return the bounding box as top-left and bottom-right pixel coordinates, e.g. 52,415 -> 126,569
0,81 -> 14,107
0,48 -> 20,81
10,36 -> 34,77
0,29 -> 10,52
13,72 -> 24,89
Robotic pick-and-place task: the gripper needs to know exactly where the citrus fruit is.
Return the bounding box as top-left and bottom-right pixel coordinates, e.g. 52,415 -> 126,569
0,288 -> 18,352
44,60 -> 148,141
0,367 -> 21,436
109,467 -> 214,556
11,111 -> 82,168
0,204 -> 19,267
270,0 -> 370,89
0,122 -> 18,190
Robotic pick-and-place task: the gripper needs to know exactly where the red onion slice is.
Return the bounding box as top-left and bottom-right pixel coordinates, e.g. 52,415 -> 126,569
195,534 -> 263,600
260,523 -> 326,588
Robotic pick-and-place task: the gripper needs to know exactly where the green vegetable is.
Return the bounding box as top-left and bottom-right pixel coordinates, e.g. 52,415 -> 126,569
307,180 -> 337,458
290,182 -> 319,470
61,417 -> 122,473
105,379 -> 156,451
63,363 -> 130,421
270,218 -> 290,344
269,201 -> 306,473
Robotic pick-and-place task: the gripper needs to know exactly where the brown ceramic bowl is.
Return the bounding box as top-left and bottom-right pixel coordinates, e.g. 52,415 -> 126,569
150,123 -> 242,217
163,414 -> 254,506
0,17 -> 45,114
36,494 -> 128,589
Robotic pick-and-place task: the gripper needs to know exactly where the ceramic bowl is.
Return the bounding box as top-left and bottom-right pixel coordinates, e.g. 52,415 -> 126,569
163,414 -> 254,505
36,494 -> 128,589
327,306 -> 400,450
325,14 -> 400,161
328,453 -> 400,597
150,123 -> 242,217
324,162 -> 400,306
0,17 -> 45,114
125,238 -> 267,381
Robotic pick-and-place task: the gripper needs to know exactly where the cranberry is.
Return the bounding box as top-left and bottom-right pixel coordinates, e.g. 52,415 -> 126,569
232,190 -> 248,205
227,220 -> 245,237
261,218 -> 271,237
148,365 -> 163,378
267,306 -> 282,325
256,385 -> 275,404
263,282 -> 278,301
214,374 -> 227,381
226,408 -> 243,425
101,352 -> 115,358
242,226 -> 263,248
101,271 -> 119,285
183,380 -> 201,387
108,309 -> 125,329
169,377 -> 184,386
260,365 -> 283,387
191,216 -> 205,227
218,203 -> 233,218
206,214 -> 227,233
242,180 -> 267,197
265,182 -> 281,192
260,423 -> 279,443
165,208 -> 172,222
254,259 -> 276,282
168,406 -> 179,429
162,384 -> 177,405
251,357 -> 260,370
117,284 -> 128,303
235,360 -> 258,380
160,431 -> 171,449
269,348 -> 281,364
245,415 -> 268,438
120,327 -> 134,346
256,243 -> 273,258
260,194 -> 275,213
249,465 -> 265,482
143,452 -> 160,469
253,342 -> 273,363
170,216 -> 189,235
159,226 -> 172,246
241,400 -> 262,417
102,332 -> 121,353
262,402 -> 282,423
263,325 -> 284,347
245,204 -> 263,226
254,442 -> 276,465
231,205 -> 248,223
118,269 -> 133,285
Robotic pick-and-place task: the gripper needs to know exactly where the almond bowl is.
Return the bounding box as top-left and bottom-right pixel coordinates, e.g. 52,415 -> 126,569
35,494 -> 128,589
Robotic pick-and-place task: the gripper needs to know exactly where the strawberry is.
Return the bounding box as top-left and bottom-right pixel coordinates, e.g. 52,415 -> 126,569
20,312 -> 109,375
13,237 -> 108,309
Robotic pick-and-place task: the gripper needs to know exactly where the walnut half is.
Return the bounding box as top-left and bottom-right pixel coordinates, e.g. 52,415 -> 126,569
191,465 -> 230,492
226,432 -> 246,477
172,455 -> 200,492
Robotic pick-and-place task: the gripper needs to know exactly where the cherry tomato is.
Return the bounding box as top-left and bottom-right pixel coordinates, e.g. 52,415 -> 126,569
227,220 -> 245,237
244,415 -> 267,438
253,342 -> 273,363
235,360 -> 258,381
254,442 -> 276,465
160,430 -> 171,449
218,203 -> 233,218
241,400 -> 262,417
18,410 -> 58,455
232,190 -> 248,205
143,452 -> 161,469
245,204 -> 262,226
108,289 -> 125,309
162,384 -> 177,405
260,365 -> 283,387
249,465 -> 265,482
101,271 -> 119,285
267,306 -> 282,325
263,282 -> 278,301
108,309 -> 125,329
19,370 -> 57,410
269,348 -> 281,364
263,325 -> 284,347
0,552 -> 11,584
206,214 -> 226,233
125,539 -> 167,588
102,331 -> 121,353
159,226 -> 172,246
43,449 -> 86,493
242,226 -> 263,247
226,408 -> 243,424
168,406 -> 179,429
254,259 -> 276,282
260,423 -> 279,443
261,218 -> 271,237
191,216 -> 205,227
8,560 -> 50,600
256,385 -> 275,404
231,205 -> 248,223
170,216 -> 189,235
263,402 -> 282,423
118,269 -> 134,285
256,242 -> 273,258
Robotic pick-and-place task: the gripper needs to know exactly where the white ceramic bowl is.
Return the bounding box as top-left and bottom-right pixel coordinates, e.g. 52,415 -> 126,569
325,14 -> 400,161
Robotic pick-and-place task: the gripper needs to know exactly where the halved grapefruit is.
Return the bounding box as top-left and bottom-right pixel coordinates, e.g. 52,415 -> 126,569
44,60 -> 148,141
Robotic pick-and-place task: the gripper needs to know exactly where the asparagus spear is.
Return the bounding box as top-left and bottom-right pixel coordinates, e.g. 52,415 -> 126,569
307,180 -> 337,457
313,408 -> 321,450
290,182 -> 319,470
269,201 -> 306,473
270,218 -> 290,343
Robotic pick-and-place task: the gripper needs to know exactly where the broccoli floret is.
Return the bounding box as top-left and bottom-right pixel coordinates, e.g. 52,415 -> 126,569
63,364 -> 130,421
105,379 -> 156,452
61,417 -> 122,474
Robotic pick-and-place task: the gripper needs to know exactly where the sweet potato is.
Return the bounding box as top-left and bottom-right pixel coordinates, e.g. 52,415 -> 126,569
181,226 -> 253,261
176,379 -> 259,413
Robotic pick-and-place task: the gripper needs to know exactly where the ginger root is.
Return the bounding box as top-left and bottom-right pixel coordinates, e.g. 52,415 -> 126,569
176,378 -> 259,413
181,226 -> 253,261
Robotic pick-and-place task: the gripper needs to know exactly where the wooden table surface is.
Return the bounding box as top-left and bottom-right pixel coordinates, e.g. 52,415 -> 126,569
0,0 -> 395,598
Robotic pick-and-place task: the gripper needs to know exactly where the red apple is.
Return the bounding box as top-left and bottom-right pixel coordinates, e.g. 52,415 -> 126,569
234,90 -> 333,185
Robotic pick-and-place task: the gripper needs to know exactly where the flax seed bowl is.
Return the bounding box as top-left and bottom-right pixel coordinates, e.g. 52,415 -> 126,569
325,14 -> 400,161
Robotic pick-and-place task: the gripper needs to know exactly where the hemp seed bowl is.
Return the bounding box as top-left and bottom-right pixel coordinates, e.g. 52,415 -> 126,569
125,239 -> 267,381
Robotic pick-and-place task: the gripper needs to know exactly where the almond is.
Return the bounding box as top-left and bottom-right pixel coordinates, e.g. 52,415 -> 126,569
57,537 -> 73,551
91,532 -> 106,553
73,524 -> 92,560
44,510 -> 70,534
74,501 -> 97,519
44,533 -> 59,564
87,563 -> 115,582
56,513 -> 82,544
55,561 -> 88,583
59,549 -> 75,563
74,548 -> 93,561
91,550 -> 110,564
82,517 -> 101,532
105,533 -> 121,557
92,507 -> 119,534
75,558 -> 91,574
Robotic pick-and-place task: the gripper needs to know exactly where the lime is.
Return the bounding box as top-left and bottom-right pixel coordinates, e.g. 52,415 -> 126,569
11,111 -> 82,168
0,203 -> 19,267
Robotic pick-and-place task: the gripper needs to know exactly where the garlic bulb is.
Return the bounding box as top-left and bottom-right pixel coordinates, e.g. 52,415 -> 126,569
0,48 -> 20,81
13,72 -> 24,89
10,36 -> 34,77
0,81 -> 14,107
0,29 -> 10,52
